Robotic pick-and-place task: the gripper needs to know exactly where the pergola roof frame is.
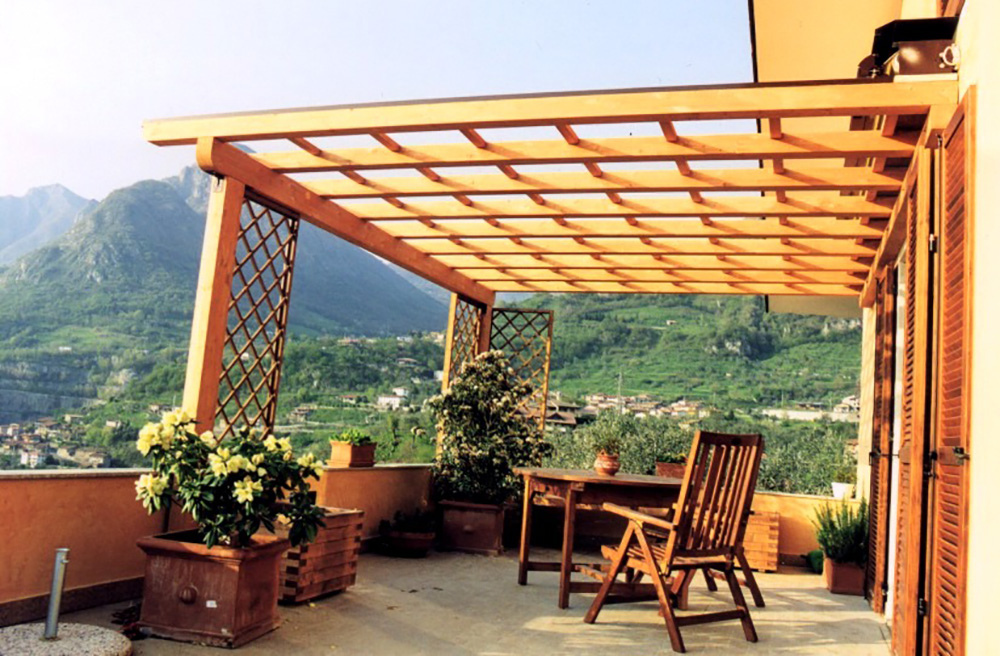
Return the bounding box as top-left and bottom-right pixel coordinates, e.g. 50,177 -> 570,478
146,77 -> 957,302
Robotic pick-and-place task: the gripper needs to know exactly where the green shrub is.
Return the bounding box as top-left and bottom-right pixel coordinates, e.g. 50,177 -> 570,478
545,412 -> 691,475
428,351 -> 550,505
336,427 -> 373,446
813,499 -> 869,565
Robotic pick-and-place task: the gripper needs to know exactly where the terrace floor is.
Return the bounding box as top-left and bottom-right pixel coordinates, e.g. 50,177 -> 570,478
69,549 -> 890,655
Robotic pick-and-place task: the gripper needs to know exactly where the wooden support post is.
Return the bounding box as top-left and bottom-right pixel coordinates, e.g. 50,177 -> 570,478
478,302 -> 494,355
441,293 -> 460,393
182,176 -> 245,434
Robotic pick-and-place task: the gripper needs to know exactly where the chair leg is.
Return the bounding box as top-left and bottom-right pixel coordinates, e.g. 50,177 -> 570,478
736,549 -> 765,608
584,525 -> 633,624
724,568 -> 758,643
701,567 -> 718,592
636,530 -> 685,653
671,569 -> 695,611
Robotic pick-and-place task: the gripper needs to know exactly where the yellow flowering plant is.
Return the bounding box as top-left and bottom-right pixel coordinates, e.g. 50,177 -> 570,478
134,409 -> 324,549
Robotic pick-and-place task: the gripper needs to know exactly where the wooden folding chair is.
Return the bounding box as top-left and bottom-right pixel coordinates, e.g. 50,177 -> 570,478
583,431 -> 765,653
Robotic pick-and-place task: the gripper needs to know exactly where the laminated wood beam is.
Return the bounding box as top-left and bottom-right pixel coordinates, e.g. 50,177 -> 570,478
252,131 -> 917,173
375,216 -> 885,240
304,166 -> 904,199
484,279 -> 861,296
145,79 -> 956,145
194,138 -> 494,306
461,268 -> 864,285
349,195 -> 892,221
433,252 -> 870,271
407,236 -> 877,257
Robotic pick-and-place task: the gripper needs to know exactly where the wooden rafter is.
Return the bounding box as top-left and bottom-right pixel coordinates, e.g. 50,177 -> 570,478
143,78 -> 957,302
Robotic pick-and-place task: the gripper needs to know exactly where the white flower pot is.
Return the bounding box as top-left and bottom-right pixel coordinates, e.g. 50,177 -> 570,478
831,482 -> 855,500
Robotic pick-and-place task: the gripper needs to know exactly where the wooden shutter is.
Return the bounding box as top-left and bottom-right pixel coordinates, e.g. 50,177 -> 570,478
892,166 -> 932,656
867,268 -> 896,612
925,94 -> 973,656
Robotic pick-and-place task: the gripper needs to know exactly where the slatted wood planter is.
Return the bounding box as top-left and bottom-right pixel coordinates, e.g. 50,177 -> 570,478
742,511 -> 779,572
275,508 -> 363,604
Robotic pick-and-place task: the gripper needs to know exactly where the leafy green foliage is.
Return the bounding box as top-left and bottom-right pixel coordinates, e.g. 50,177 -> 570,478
813,500 -> 869,565
429,351 -> 550,505
134,410 -> 324,549
379,508 -> 437,535
546,412 -> 691,475
336,428 -> 373,446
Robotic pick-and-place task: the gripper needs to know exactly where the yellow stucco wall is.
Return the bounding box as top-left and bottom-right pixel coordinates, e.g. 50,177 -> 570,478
753,491 -> 861,559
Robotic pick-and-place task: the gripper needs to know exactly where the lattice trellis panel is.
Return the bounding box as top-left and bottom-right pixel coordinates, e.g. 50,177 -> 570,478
216,196 -> 300,438
443,295 -> 485,387
489,308 -> 554,429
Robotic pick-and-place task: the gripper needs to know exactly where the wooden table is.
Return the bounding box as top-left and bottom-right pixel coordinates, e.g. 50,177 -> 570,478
514,467 -> 681,609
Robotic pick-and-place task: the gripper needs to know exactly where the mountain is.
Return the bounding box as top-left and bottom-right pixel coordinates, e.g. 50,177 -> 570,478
0,184 -> 95,264
0,170 -> 448,420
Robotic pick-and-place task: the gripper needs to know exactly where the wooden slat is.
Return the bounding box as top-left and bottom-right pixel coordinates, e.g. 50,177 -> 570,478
194,138 -> 495,306
254,131 -> 917,173
304,166 -> 904,199
463,269 -> 864,285
350,195 -> 892,221
144,79 -> 956,145
435,253 -> 870,271
378,217 -> 885,240
484,280 -> 860,296
407,236 -> 877,257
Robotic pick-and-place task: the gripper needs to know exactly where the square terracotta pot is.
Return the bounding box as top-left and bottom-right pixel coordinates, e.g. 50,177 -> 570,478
328,441 -> 376,467
137,530 -> 289,648
823,557 -> 866,596
439,500 -> 504,555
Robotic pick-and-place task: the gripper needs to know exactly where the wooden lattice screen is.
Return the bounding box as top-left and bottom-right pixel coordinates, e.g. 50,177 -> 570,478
215,195 -> 300,437
489,308 -> 554,429
441,294 -> 485,389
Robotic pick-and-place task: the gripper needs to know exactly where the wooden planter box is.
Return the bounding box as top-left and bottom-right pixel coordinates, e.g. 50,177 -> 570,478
137,530 -> 289,648
824,557 -> 866,595
655,462 -> 686,479
439,500 -> 504,555
328,441 -> 376,468
276,508 -> 363,604
742,511 -> 780,572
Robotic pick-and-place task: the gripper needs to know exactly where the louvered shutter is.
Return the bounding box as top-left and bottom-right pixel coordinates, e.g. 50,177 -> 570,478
868,269 -> 896,612
892,177 -> 931,656
925,97 -> 972,656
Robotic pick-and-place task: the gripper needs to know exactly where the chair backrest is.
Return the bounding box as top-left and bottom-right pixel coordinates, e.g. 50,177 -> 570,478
668,430 -> 764,559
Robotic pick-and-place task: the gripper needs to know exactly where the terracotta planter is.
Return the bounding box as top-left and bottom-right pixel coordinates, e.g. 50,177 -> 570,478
328,441 -> 376,468
439,500 -> 504,555
383,530 -> 436,557
137,530 -> 289,648
594,452 -> 620,476
655,462 -> 686,479
823,557 -> 866,595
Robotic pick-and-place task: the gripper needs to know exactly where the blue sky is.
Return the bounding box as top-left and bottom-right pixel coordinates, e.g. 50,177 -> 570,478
0,0 -> 752,199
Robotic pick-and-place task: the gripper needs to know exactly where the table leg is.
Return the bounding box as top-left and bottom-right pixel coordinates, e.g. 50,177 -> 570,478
558,487 -> 578,609
518,478 -> 534,585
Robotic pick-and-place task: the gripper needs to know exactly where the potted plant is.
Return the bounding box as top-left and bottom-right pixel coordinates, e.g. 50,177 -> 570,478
378,509 -> 437,557
428,350 -> 549,555
593,433 -> 622,476
655,451 -> 688,479
831,462 -> 857,499
813,499 -> 869,595
133,409 -> 324,647
329,428 -> 376,468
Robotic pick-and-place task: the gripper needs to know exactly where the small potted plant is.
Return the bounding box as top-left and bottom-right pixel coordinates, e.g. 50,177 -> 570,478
593,433 -> 622,476
813,499 -> 869,595
378,509 -> 437,557
329,428 -> 376,468
831,462 -> 857,500
133,409 -> 324,647
655,452 -> 688,479
429,351 -> 549,555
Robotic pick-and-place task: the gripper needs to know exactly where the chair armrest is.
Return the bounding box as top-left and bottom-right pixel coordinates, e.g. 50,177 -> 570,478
602,503 -> 676,532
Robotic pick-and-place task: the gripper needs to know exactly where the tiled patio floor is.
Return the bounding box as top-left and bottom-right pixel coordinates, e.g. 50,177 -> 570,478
68,550 -> 890,655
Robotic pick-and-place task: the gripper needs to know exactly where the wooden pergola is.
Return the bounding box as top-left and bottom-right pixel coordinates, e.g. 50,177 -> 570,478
143,78 -> 955,435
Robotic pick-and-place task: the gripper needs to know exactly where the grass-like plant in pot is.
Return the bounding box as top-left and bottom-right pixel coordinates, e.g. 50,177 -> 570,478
329,427 -> 376,468
133,409 -> 325,647
428,350 -> 549,555
593,431 -> 623,476
655,450 -> 689,479
813,499 -> 869,595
